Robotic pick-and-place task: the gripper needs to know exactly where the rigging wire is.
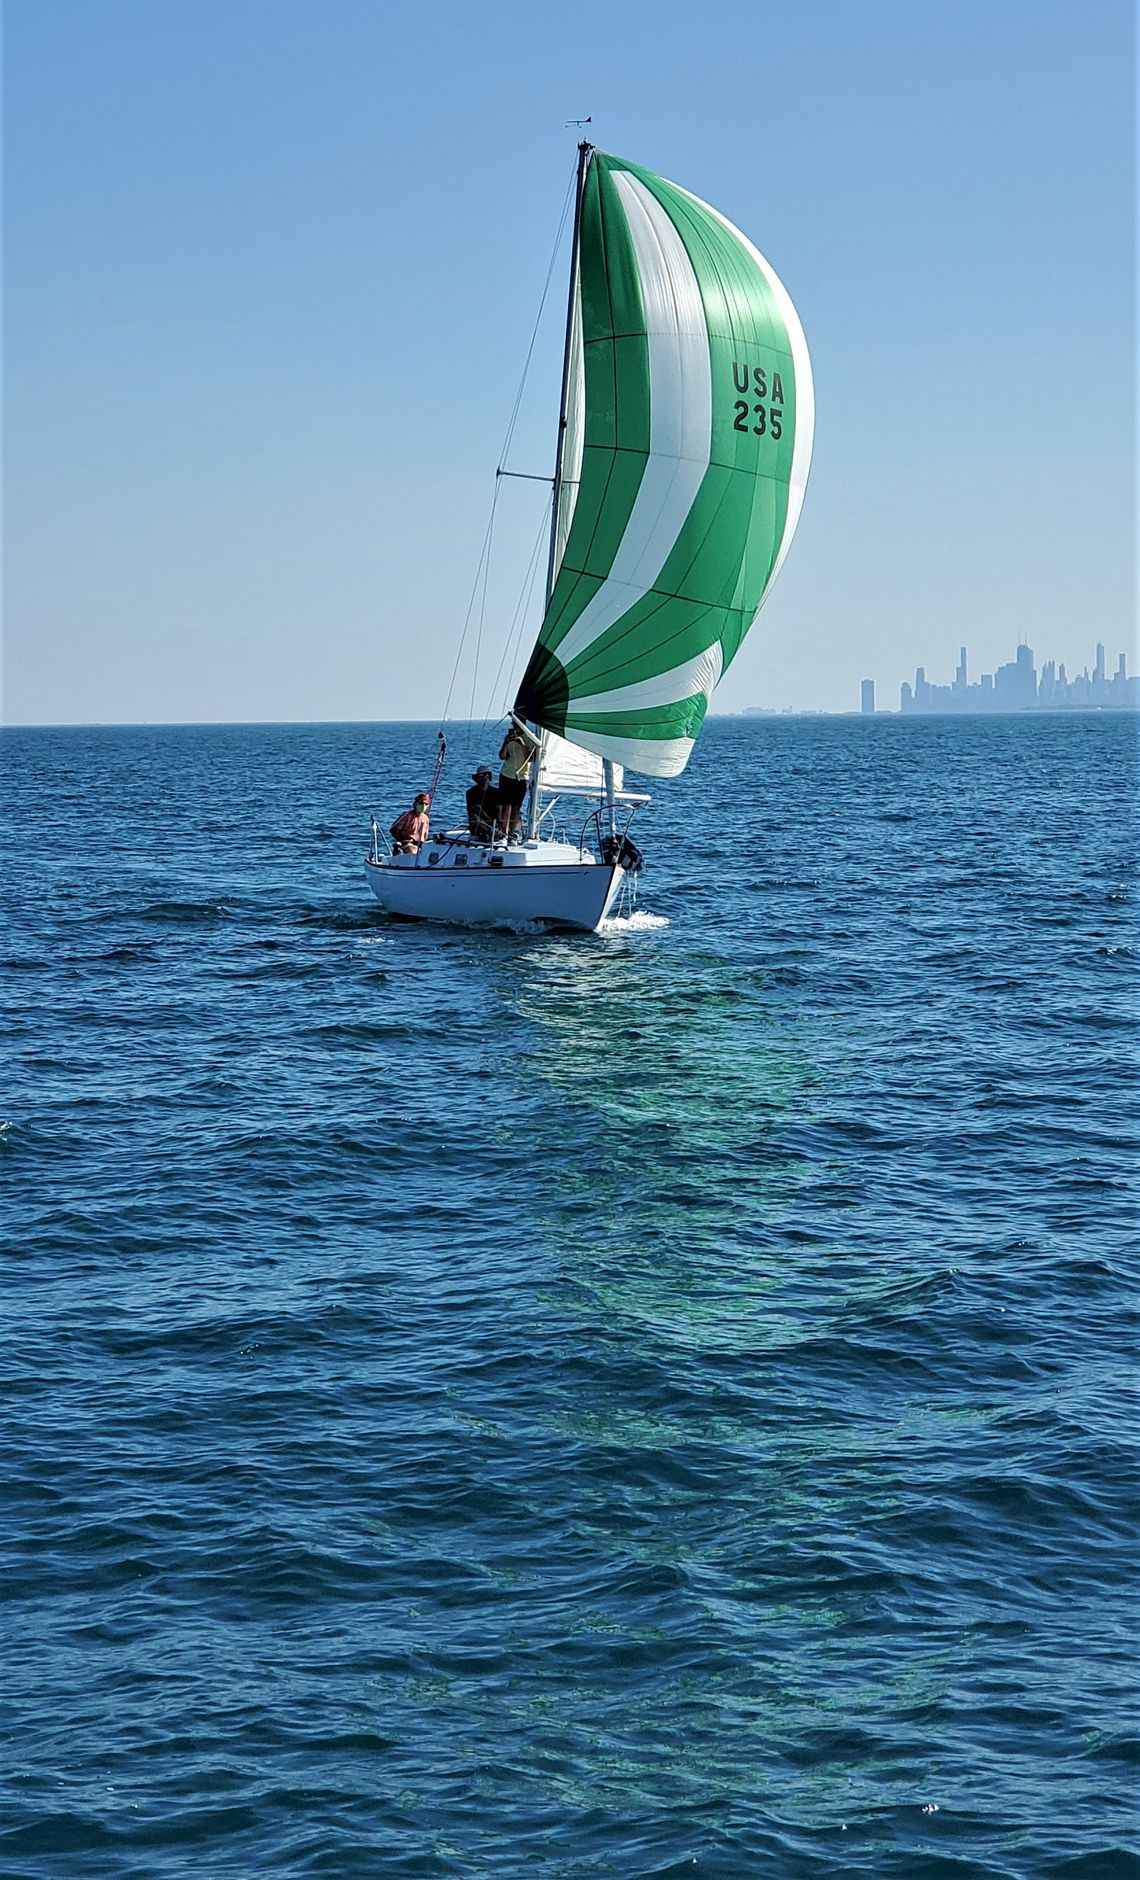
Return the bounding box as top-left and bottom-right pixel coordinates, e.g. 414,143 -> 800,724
494,163 -> 577,475
435,154 -> 577,741
438,478 -> 500,726
465,482 -> 500,736
479,499 -> 550,732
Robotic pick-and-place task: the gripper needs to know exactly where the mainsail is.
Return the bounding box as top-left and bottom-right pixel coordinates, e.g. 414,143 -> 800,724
515,150 -> 813,780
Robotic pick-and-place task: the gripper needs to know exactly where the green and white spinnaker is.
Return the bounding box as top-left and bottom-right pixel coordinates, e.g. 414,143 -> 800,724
515,150 -> 813,780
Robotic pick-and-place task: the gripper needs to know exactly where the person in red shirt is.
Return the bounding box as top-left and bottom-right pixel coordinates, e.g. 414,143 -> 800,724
389,793 -> 431,853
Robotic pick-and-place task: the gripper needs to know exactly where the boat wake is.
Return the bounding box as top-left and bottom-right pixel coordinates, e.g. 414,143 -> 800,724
599,909 -> 669,934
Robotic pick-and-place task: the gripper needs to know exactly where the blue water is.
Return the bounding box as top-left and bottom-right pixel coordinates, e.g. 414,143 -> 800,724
2,715 -> 1137,1879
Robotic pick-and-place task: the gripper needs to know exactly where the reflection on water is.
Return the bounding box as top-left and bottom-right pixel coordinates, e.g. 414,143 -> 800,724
504,927 -> 849,1359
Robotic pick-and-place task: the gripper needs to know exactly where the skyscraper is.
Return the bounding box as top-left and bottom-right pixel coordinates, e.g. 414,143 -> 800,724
861,680 -> 875,715
994,644 -> 1037,709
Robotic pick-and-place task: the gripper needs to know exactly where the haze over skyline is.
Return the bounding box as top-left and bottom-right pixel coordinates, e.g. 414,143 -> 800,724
3,0 -> 1135,728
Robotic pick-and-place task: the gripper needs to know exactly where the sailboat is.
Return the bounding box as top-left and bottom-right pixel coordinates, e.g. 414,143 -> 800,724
365,142 -> 814,930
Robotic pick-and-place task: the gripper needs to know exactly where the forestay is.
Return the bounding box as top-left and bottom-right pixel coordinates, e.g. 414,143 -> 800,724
515,150 -> 813,780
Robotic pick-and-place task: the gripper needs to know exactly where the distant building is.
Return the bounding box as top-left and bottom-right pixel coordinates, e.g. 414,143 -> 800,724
994,642 -> 1037,710
1039,660 -> 1056,707
861,679 -> 875,715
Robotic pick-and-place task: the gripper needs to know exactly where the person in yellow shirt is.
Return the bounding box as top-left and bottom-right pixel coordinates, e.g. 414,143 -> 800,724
496,726 -> 537,840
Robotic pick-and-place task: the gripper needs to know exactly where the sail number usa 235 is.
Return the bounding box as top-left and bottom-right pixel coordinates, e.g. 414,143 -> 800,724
732,362 -> 786,439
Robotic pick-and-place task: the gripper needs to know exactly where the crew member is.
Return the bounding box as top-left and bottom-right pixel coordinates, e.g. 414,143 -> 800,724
389,792 -> 431,853
497,725 -> 537,840
465,767 -> 499,843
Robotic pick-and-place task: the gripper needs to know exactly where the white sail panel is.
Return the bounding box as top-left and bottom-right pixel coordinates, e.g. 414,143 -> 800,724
538,731 -> 623,794
551,258 -> 585,585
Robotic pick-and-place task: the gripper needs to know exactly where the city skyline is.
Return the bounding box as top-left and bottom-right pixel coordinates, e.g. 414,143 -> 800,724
737,638 -> 1138,719
894,639 -> 1137,715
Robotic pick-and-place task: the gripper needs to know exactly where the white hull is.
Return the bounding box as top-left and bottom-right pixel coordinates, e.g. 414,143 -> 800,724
364,837 -> 624,932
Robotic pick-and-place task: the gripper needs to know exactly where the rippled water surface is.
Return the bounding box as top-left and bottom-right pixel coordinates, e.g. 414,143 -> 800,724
3,716 -> 1137,1878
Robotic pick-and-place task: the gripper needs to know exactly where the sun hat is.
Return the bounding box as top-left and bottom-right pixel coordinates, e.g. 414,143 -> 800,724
471,767 -> 492,781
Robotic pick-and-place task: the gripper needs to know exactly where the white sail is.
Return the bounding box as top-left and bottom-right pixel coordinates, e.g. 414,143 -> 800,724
537,730 -> 623,795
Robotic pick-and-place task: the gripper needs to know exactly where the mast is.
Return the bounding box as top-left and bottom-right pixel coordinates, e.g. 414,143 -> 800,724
526,138 -> 593,840
543,138 -> 592,610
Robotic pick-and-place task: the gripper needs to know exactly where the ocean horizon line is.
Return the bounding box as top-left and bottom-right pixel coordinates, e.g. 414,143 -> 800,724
3,705 -> 1136,733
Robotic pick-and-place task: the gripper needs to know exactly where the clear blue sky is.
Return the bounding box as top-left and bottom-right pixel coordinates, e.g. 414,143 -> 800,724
3,0 -> 1135,723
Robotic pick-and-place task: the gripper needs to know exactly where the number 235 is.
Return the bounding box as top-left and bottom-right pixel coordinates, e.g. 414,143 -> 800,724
734,401 -> 783,439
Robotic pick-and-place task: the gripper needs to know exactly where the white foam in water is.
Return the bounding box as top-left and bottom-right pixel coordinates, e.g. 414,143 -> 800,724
598,909 -> 670,934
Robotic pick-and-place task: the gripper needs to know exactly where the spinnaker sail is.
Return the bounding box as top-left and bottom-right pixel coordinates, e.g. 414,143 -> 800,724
515,149 -> 813,779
